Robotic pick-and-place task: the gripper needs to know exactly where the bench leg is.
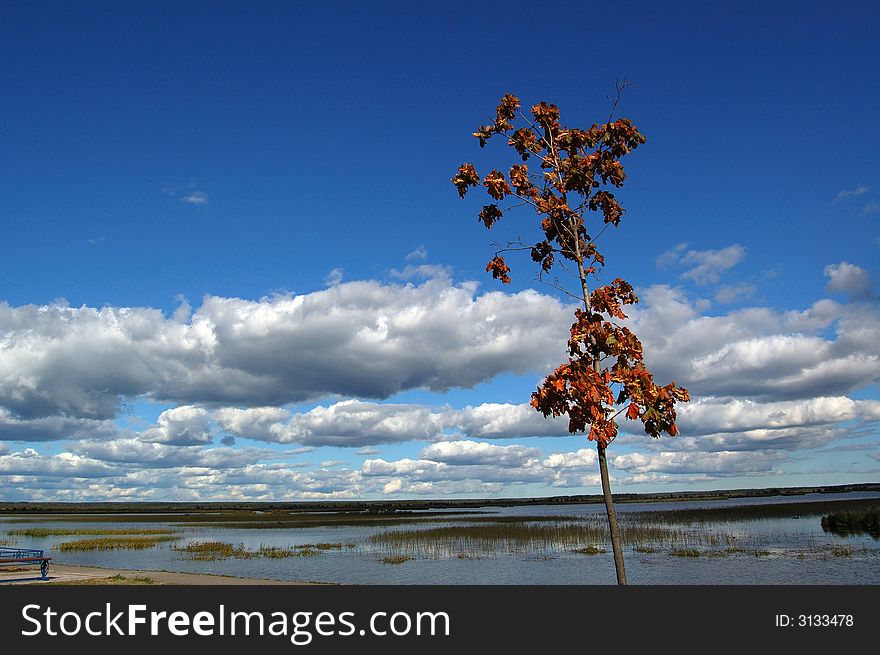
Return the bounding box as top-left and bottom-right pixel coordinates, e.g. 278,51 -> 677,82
40,560 -> 49,579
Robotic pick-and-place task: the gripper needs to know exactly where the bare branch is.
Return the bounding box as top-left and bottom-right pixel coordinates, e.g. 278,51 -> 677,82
606,78 -> 634,122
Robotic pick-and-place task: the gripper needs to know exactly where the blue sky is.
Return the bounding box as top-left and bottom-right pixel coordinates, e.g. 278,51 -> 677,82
1,1 -> 878,501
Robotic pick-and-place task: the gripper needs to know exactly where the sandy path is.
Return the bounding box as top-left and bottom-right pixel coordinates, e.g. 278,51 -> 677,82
1,563 -> 329,585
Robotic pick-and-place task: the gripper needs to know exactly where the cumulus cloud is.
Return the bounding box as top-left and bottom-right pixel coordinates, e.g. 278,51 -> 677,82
215,401 -> 573,447
420,441 -> 541,467
0,448 -> 117,478
140,406 -> 212,445
225,400 -> 453,447
452,403 -> 569,439
0,456 -> 364,502
677,396 -> 880,436
72,438 -> 274,468
215,407 -> 292,442
657,243 -> 746,285
627,285 -> 880,401
542,448 -> 597,469
2,260 -> 880,501
611,450 -> 784,475
824,261 -> 873,298
0,409 -> 121,442
360,440 -> 789,494
0,275 -> 569,421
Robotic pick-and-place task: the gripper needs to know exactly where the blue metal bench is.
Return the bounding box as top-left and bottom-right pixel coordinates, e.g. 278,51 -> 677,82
0,547 -> 51,579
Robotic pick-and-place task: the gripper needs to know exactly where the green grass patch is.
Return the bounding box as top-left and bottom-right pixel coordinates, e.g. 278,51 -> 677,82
381,555 -> 413,564
57,536 -> 178,551
669,548 -> 702,558
573,545 -> 606,555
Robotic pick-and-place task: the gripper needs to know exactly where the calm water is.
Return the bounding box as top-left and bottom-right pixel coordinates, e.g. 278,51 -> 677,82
2,492 -> 878,585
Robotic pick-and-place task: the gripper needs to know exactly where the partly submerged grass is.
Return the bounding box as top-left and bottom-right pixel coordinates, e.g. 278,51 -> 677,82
367,521 -> 703,558
821,507 -> 880,539
573,546 -> 606,555
174,541 -> 346,560
8,528 -> 176,537
57,536 -> 178,551
633,497 -> 880,525
669,548 -> 702,558
381,555 -> 413,565
175,541 -> 250,559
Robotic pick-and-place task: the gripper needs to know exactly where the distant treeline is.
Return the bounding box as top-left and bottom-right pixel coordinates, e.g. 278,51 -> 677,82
1,483 -> 877,515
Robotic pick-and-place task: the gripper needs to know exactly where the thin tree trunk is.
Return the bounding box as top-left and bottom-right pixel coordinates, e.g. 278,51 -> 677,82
598,442 -> 627,585
571,231 -> 628,585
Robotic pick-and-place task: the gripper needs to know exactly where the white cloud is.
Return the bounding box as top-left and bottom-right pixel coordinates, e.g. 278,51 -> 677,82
611,450 -> 784,475
677,396 -> 880,436
419,440 -> 541,467
715,283 -> 756,304
272,400 -> 452,447
72,438 -> 273,468
215,406 -> 291,441
0,449 -> 117,478
324,268 -> 344,286
214,401 -> 575,448
0,408 -> 121,442
542,448 -> 597,469
657,244 -> 746,285
834,186 -> 869,203
140,405 -> 212,445
628,285 -> 880,401
0,275 -> 569,421
182,191 -> 208,205
405,245 -> 428,262
453,403 -> 570,438
824,261 -> 873,298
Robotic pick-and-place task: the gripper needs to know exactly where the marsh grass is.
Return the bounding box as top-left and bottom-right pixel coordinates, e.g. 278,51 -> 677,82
57,536 -> 178,551
175,541 -> 346,560
365,520 -> 729,558
633,497 -> 880,525
831,545 -> 853,558
573,546 -> 606,555
381,555 -> 413,564
670,548 -> 701,557
8,528 -> 176,537
821,507 -> 880,539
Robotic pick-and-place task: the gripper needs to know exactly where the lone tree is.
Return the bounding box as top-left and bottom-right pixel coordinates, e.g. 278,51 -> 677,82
452,89 -> 689,585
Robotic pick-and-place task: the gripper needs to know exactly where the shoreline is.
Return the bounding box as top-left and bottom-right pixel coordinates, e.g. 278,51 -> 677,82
1,563 -> 330,586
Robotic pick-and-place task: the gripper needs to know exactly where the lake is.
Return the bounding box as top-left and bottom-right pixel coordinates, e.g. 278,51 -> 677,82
2,491 -> 878,585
